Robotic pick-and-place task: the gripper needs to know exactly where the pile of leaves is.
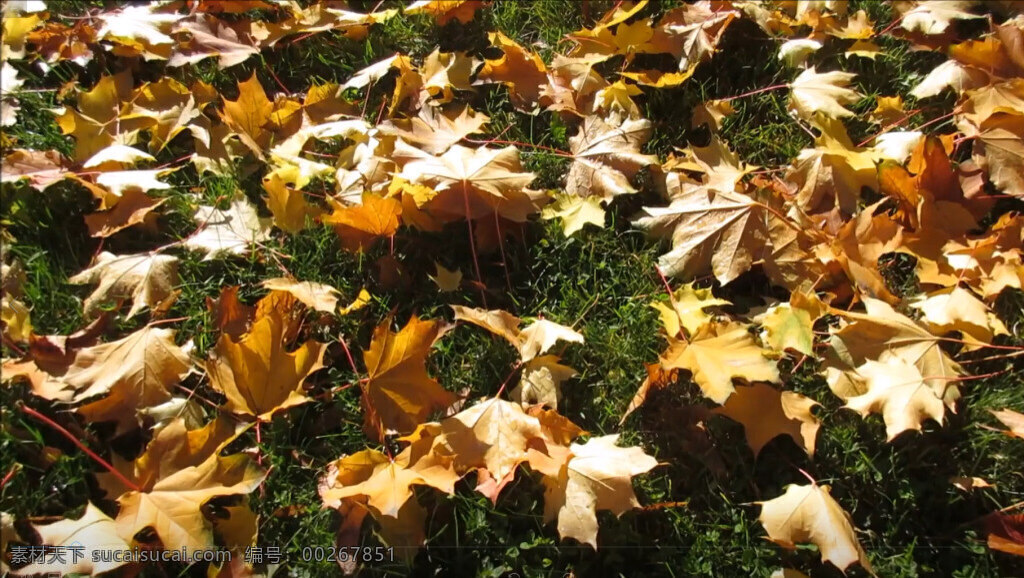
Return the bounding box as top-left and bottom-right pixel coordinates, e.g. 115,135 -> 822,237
1,0 -> 1023,576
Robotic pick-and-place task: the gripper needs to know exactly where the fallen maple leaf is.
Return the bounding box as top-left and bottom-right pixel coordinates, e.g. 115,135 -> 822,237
690,99 -> 735,132
378,105 -> 488,155
634,185 -> 772,284
112,419 -> 265,554
778,38 -> 822,68
404,0 -> 483,25
53,72 -> 151,163
990,408 -> 1024,439
786,116 -> 878,216
869,95 -> 907,125
440,397 -> 542,485
910,286 -> 1007,345
262,172 -> 317,233
419,49 -> 478,106
91,168 -> 176,208
973,126 -> 1024,199
566,115 -> 657,201
323,193 -> 402,252
184,195 -> 273,259
66,326 -> 192,431
452,305 -> 523,346
756,290 -> 828,357
510,355 -> 578,410
116,444 -> 264,553
823,297 -> 962,406
169,15 -> 261,69
950,476 -> 993,492
261,277 -> 341,314
650,283 -> 731,339
667,135 -> 755,194
542,434 -> 658,549
657,2 -> 738,71
1,62 -> 23,126
541,193 -> 606,236
23,18 -> 95,66
95,3 -> 180,60
843,357 -> 956,441
758,482 -> 872,572
397,143 -> 545,223
713,383 -> 820,457
661,322 -> 781,404
220,72 -> 274,156
911,60 -> 989,99
319,449 -> 452,518
362,315 -> 457,439
12,503 -> 131,576
983,511 -> 1024,558
476,31 -> 548,109
0,149 -> 67,191
898,0 -> 983,35
594,80 -> 643,121
0,290 -> 31,344
319,439 -> 453,565
429,262 -> 462,292
519,319 -> 584,362
82,143 -> 156,168
84,189 -> 165,238
69,251 -> 179,319
830,210 -> 902,304
788,67 -> 863,121
340,288 -> 372,316
452,306 -> 583,362
619,69 -> 694,87
541,53 -> 610,116
190,115 -> 245,175
206,285 -> 303,341
206,309 -> 326,420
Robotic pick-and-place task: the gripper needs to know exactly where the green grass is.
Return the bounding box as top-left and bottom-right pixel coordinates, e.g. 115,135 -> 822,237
3,1 -> 1024,577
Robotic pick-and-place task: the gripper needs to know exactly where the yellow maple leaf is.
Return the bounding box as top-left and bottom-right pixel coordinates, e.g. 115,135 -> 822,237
206,310 -> 326,420
650,282 -> 731,339
758,482 -> 872,573
756,290 -> 828,357
661,322 -> 780,404
68,251 -> 179,319
323,192 -> 403,252
541,434 -> 657,549
714,383 -> 820,457
788,67 -> 863,121
843,357 -> 957,441
362,316 -> 456,439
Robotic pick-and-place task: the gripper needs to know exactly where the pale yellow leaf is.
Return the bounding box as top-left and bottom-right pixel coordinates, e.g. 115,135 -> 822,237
758,483 -> 871,572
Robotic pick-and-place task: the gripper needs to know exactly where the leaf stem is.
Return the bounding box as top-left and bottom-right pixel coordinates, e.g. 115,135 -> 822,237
494,210 -> 512,292
20,405 -> 142,493
174,383 -> 221,410
752,201 -> 802,232
937,337 -> 1024,351
961,349 -> 1024,364
462,187 -> 488,307
720,83 -> 789,103
0,464 -> 21,490
463,137 -> 573,158
797,468 -> 817,485
654,265 -> 674,299
1,335 -> 25,356
337,334 -> 360,376
494,360 -> 524,399
857,108 -> 923,147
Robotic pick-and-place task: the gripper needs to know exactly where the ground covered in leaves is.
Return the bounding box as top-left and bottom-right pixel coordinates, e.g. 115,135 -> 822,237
2,1 -> 1024,577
